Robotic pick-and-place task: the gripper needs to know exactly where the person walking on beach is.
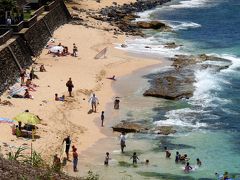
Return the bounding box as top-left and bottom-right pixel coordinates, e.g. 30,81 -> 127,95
104,152 -> 111,166
101,111 -> 104,127
88,93 -> 99,112
130,152 -> 139,164
66,78 -> 74,97
120,132 -> 126,153
73,148 -> 78,172
62,135 -> 71,160
164,146 -> 171,158
73,43 -> 78,57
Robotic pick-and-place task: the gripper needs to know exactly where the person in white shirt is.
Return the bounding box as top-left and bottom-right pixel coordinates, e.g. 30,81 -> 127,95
120,132 -> 126,153
88,93 -> 99,112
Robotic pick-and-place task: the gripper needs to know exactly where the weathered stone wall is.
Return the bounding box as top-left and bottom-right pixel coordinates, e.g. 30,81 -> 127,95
0,0 -> 70,94
0,44 -> 20,93
23,1 -> 71,56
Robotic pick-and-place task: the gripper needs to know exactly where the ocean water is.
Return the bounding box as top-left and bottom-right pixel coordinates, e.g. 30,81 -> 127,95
77,0 -> 240,179
111,0 -> 240,179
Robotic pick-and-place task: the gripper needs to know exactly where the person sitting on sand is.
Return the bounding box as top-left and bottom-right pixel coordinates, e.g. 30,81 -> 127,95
55,94 -> 65,101
164,146 -> 171,158
88,93 -> 99,112
40,65 -> 46,72
184,162 -> 192,173
53,154 -> 61,172
130,152 -> 139,164
196,158 -> 202,166
62,46 -> 69,56
25,79 -> 36,91
30,68 -> 38,80
104,152 -> 111,166
24,89 -> 33,99
66,78 -> 74,97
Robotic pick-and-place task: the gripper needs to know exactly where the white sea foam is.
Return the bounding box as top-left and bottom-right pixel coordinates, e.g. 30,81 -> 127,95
154,108 -> 208,128
168,0 -> 216,9
162,20 -> 201,31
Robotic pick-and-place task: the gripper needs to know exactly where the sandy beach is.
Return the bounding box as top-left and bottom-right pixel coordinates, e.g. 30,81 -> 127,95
0,0 -> 163,176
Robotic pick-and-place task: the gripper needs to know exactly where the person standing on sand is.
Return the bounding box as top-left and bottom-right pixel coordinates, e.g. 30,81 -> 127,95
66,78 -> 74,97
120,132 -> 126,153
62,135 -> 71,160
88,93 -> 99,112
73,43 -> 78,57
101,111 -> 104,127
73,148 -> 78,172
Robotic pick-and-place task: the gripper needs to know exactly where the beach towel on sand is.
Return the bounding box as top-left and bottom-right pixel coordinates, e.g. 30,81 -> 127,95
9,85 -> 27,96
0,118 -> 15,123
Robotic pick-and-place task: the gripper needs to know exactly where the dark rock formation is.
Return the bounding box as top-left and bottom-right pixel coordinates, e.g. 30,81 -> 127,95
112,121 -> 176,135
164,42 -> 181,49
153,126 -> 177,135
136,21 -> 171,31
98,0 -> 171,35
112,121 -> 145,133
143,54 -> 232,100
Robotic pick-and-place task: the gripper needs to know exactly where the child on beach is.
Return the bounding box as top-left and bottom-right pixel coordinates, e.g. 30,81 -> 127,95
55,94 -> 65,101
130,152 -> 139,164
73,43 -> 78,57
164,146 -> 171,158
73,148 -> 78,172
101,111 -> 104,127
66,78 -> 74,97
104,152 -> 111,166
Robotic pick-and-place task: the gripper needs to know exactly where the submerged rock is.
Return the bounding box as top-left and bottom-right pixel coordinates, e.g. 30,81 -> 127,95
154,126 -> 177,135
136,21 -> 171,31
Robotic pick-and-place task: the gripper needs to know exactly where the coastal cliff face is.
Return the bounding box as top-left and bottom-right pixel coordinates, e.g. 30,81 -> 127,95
0,0 -> 71,95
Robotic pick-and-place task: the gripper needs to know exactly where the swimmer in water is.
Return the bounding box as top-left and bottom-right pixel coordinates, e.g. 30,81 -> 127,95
184,162 -> 192,173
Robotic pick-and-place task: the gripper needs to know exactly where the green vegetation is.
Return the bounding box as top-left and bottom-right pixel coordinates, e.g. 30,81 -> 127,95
83,170 -> 99,180
0,0 -> 17,12
23,11 -> 32,20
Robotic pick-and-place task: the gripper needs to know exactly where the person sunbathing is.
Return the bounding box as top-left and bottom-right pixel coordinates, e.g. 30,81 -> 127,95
25,79 -> 37,91
55,94 -> 65,101
24,89 -> 33,99
107,75 -> 116,81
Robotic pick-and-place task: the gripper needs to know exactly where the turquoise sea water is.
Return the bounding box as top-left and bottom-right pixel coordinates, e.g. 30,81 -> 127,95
77,0 -> 240,179
111,0 -> 240,179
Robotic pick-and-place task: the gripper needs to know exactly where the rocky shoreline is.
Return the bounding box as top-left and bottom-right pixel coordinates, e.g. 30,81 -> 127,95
143,54 -> 232,100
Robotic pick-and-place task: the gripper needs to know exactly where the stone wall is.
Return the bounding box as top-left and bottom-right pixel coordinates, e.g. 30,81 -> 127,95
0,0 -> 71,94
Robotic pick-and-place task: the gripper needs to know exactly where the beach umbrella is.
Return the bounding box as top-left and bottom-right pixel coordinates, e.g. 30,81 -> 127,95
50,46 -> 64,53
13,112 -> 40,125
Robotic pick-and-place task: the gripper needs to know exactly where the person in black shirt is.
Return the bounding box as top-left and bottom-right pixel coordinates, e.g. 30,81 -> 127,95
63,135 -> 71,160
